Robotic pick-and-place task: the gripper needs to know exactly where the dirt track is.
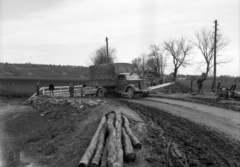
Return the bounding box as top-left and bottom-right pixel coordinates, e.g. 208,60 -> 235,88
0,97 -> 32,167
1,96 -> 240,167
121,99 -> 240,167
124,97 -> 240,141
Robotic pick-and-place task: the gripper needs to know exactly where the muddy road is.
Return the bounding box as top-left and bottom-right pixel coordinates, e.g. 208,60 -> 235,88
120,99 -> 240,167
123,97 -> 240,141
1,96 -> 240,167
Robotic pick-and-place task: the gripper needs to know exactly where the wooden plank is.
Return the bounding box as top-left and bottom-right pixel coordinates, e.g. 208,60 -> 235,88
147,82 -> 175,90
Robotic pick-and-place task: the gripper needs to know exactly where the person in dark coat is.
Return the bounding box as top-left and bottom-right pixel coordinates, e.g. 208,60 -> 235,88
196,73 -> 206,94
69,83 -> 74,98
80,84 -> 86,97
36,81 -> 40,96
49,83 -> 54,95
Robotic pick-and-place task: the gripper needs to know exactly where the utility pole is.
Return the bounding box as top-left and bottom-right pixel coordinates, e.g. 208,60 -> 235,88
213,20 -> 217,93
106,37 -> 109,63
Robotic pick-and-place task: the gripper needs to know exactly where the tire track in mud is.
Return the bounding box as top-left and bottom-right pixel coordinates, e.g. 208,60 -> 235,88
131,97 -> 240,141
121,100 -> 240,167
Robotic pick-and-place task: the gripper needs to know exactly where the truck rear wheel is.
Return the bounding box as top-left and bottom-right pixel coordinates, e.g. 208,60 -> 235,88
127,88 -> 134,99
97,88 -> 106,97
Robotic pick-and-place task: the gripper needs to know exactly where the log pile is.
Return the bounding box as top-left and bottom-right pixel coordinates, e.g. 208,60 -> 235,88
78,111 -> 141,167
23,96 -> 104,118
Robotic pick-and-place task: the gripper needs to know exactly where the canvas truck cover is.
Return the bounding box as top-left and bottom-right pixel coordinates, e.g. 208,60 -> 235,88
89,63 -> 134,86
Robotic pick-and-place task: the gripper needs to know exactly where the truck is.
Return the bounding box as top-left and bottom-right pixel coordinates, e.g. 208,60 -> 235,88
89,63 -> 149,98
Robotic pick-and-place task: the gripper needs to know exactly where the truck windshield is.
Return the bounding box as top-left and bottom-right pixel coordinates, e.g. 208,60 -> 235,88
125,73 -> 139,80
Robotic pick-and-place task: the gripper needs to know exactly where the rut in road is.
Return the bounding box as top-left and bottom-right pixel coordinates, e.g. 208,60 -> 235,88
128,97 -> 240,141
121,100 -> 240,167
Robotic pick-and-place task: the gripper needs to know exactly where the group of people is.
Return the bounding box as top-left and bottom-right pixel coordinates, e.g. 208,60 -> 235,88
36,82 -> 55,96
36,81 -> 84,98
69,83 -> 85,97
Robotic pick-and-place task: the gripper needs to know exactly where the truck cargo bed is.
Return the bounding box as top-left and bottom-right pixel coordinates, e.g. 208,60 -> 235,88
89,63 -> 134,87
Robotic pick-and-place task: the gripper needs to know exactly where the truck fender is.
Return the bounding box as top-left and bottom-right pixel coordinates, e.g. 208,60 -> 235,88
96,87 -> 102,91
124,84 -> 137,93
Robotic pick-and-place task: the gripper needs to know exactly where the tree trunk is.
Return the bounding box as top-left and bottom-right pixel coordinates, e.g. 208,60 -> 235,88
106,112 -> 117,167
122,127 -> 136,162
90,124 -> 107,167
111,111 -> 123,167
100,137 -> 108,167
173,68 -> 178,81
78,115 -> 106,167
122,116 -> 142,149
156,57 -> 159,75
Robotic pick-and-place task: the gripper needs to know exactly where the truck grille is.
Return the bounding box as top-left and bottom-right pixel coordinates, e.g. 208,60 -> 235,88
141,82 -> 147,89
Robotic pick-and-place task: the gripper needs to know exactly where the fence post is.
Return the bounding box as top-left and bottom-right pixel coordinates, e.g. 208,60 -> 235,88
190,80 -> 193,93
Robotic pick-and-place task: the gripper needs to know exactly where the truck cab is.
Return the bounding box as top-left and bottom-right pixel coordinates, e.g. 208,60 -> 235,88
117,73 -> 149,98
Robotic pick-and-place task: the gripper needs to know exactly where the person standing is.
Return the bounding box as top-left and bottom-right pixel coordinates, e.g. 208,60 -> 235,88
49,83 -> 54,95
197,79 -> 203,94
69,83 -> 74,98
196,73 -> 206,94
73,83 -> 75,97
80,84 -> 86,97
36,81 -> 40,96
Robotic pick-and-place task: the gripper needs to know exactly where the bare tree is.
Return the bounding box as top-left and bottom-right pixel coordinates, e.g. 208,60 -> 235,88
132,57 -> 142,74
164,37 -> 192,81
149,44 -> 167,80
190,27 -> 229,81
91,46 -> 116,65
146,57 -> 156,69
140,52 -> 147,73
132,53 -> 148,75
149,45 -> 161,75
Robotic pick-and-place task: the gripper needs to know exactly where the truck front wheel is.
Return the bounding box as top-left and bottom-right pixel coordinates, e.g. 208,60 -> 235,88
97,88 -> 106,97
127,88 -> 135,99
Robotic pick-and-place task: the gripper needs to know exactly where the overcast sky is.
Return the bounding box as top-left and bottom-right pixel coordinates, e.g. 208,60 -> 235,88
0,0 -> 239,76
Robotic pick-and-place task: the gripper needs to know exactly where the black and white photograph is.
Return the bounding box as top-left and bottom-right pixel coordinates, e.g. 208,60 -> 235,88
0,0 -> 239,166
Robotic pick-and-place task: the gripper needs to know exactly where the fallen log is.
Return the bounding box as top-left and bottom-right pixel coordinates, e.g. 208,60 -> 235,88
122,127 -> 136,162
78,115 -> 106,167
122,115 -> 142,149
113,111 -> 123,167
100,137 -> 108,167
90,124 -> 107,167
106,112 -> 117,167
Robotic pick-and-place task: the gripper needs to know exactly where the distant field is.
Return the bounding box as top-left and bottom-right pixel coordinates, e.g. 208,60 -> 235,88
177,79 -> 240,92
0,78 -> 88,96
0,63 -> 90,96
0,63 -> 88,78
